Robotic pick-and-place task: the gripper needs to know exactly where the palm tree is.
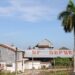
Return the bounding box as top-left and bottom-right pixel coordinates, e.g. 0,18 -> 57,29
58,0 -> 75,72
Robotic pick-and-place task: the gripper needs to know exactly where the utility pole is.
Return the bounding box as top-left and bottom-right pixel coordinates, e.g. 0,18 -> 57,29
15,47 -> 18,75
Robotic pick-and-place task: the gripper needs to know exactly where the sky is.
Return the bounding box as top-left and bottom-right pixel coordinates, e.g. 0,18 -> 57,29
0,0 -> 74,50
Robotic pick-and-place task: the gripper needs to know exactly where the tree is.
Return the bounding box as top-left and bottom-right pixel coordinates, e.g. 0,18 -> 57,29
55,57 -> 72,67
58,0 -> 75,72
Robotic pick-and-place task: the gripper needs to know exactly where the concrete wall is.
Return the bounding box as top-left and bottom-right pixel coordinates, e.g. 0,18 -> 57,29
0,46 -> 24,72
0,46 -> 15,63
24,61 -> 41,69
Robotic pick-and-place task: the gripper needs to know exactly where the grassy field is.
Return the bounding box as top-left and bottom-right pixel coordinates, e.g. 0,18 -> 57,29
0,69 -> 72,75
0,71 -> 15,75
39,71 -> 71,75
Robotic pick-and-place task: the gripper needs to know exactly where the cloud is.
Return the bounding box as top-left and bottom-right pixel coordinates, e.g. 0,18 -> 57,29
0,7 -> 14,16
0,0 -> 59,22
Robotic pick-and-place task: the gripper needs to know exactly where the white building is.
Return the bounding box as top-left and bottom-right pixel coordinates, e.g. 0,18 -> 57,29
0,44 -> 25,72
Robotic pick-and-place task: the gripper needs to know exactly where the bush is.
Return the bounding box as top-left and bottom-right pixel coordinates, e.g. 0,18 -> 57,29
54,57 -> 72,67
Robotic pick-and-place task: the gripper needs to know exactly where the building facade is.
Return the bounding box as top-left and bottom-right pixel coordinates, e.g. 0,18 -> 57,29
24,39 -> 73,69
0,44 -> 25,72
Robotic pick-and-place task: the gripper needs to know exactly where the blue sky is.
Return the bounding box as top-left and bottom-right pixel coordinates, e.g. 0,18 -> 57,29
0,0 -> 74,50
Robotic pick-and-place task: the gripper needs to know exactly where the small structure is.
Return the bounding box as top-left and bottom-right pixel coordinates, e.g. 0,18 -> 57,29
0,44 -> 25,72
34,39 -> 54,49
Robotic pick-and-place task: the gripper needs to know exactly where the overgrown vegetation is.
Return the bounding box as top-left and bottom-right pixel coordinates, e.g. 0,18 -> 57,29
55,57 -> 72,66
39,71 -> 71,75
0,71 -> 15,75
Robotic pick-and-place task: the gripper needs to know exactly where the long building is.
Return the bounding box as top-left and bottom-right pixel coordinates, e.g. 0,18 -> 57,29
24,39 -> 73,69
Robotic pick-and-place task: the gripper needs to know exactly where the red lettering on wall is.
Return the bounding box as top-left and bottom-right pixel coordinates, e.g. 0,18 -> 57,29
32,50 -> 36,54
63,51 -> 68,55
37,51 -> 40,54
59,50 -> 63,54
54,51 -> 58,55
49,51 -> 53,55
68,51 -> 72,55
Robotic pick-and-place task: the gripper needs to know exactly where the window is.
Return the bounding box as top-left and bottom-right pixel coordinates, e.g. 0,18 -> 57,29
6,64 -> 12,67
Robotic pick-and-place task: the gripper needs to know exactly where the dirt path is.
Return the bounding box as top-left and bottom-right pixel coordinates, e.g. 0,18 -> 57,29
18,68 -> 72,75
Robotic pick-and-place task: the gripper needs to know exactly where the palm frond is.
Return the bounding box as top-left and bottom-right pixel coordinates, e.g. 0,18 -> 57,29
58,11 -> 70,20
60,13 -> 73,32
58,0 -> 75,33
67,0 -> 75,12
63,15 -> 73,32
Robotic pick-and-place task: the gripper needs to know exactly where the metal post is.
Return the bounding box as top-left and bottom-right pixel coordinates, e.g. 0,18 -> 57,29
73,27 -> 75,74
74,51 -> 75,72
32,50 -> 34,75
22,59 -> 24,72
15,47 -> 18,75
54,58 -> 56,75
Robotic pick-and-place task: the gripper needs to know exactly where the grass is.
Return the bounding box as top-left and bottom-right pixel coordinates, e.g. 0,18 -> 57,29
0,69 -> 72,75
39,70 -> 71,75
0,71 -> 15,75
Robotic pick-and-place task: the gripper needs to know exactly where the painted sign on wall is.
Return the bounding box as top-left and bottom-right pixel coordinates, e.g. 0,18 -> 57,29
25,49 -> 73,58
